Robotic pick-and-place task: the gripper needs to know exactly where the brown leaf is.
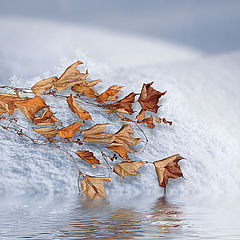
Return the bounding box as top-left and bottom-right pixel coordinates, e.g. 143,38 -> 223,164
33,127 -> 58,139
33,108 -> 62,126
72,79 -> 102,98
81,175 -> 112,200
81,124 -> 113,143
31,76 -> 58,95
58,122 -> 83,138
155,117 -> 172,126
113,161 -> 144,178
54,61 -> 88,92
139,115 -> 155,128
76,150 -> 102,168
138,82 -> 166,113
117,114 -> 133,122
82,124 -> 142,147
107,142 -> 133,160
96,85 -> 123,103
153,154 -> 184,188
136,109 -> 145,122
15,96 -> 49,121
67,94 -> 92,121
0,93 -> 25,116
106,92 -> 136,114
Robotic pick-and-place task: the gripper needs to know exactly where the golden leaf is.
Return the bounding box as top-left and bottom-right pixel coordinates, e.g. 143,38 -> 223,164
76,150 -> 102,168
33,127 -> 58,139
153,154 -> 184,188
96,85 -> 123,103
58,122 -> 83,138
72,79 -> 102,98
54,61 -> 88,92
0,93 -> 25,116
31,76 -> 58,95
138,82 -> 166,113
81,175 -> 112,200
113,161 -> 144,178
33,108 -> 62,126
67,94 -> 92,121
15,96 -> 49,121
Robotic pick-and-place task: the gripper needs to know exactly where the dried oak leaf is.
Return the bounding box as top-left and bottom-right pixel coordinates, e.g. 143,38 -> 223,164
76,150 -> 102,168
153,154 -> 184,188
106,92 -> 136,115
33,127 -> 58,139
0,93 -> 25,116
96,85 -> 123,103
81,175 -> 112,200
138,81 -> 166,113
58,122 -> 83,138
67,94 -> 92,121
113,161 -> 144,178
72,79 -> 102,98
54,61 -> 88,92
33,108 -> 62,126
15,96 -> 49,121
31,76 -> 58,95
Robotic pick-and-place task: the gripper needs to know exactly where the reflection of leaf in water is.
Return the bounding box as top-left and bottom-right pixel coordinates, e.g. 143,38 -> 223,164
109,208 -> 144,239
150,197 -> 183,229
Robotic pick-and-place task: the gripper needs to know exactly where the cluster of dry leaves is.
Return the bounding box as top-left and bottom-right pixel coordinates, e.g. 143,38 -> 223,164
0,61 -> 184,201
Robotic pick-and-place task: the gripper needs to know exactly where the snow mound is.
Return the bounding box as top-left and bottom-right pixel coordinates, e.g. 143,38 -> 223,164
0,51 -> 240,198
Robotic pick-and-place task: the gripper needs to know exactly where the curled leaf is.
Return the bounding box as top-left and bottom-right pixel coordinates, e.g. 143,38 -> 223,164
72,79 -> 102,98
58,122 -> 83,138
106,92 -> 136,114
81,175 -> 112,200
153,154 -> 184,188
113,161 -> 144,178
136,109 -> 145,121
54,61 -> 88,92
155,117 -> 172,126
33,127 -> 58,139
76,150 -> 102,168
31,76 -> 58,95
139,115 -> 155,128
138,82 -> 166,113
96,85 -> 123,103
107,142 -> 133,160
67,94 -> 92,121
15,96 -> 48,121
0,93 -> 25,116
33,108 -> 62,126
